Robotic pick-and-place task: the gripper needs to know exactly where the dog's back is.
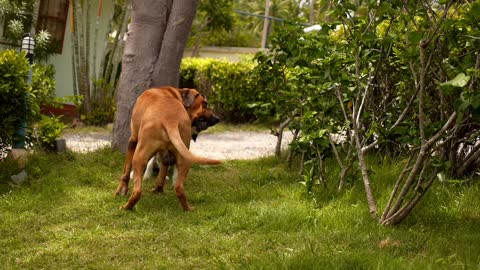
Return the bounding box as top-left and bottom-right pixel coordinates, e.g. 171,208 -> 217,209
130,88 -> 188,137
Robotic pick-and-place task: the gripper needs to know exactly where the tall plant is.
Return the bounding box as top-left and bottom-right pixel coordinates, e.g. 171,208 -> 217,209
69,0 -> 130,125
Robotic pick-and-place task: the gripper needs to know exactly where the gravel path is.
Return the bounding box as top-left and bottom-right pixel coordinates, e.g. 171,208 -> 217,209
63,131 -> 293,160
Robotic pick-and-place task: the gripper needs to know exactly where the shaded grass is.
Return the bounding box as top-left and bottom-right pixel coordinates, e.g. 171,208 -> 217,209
0,149 -> 479,269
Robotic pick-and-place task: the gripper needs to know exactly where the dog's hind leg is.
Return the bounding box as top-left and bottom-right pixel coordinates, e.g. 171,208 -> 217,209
115,137 -> 137,196
151,164 -> 169,193
174,160 -> 193,211
122,142 -> 155,210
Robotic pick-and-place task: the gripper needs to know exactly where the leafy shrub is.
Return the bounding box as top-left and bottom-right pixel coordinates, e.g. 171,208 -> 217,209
0,49 -> 29,148
83,79 -> 116,126
31,63 -> 56,118
35,115 -> 66,150
0,49 -> 58,152
180,57 -> 273,123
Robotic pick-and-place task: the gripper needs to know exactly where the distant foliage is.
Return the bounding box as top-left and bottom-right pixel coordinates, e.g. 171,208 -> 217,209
180,57 -> 272,122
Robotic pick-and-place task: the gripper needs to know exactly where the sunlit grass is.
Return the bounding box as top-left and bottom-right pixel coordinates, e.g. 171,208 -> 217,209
0,149 -> 479,269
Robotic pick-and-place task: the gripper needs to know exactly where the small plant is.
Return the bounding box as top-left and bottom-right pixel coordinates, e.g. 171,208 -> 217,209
35,115 -> 66,151
79,79 -> 116,126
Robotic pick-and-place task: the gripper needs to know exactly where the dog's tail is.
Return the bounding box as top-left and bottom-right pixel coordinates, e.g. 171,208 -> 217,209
166,125 -> 221,165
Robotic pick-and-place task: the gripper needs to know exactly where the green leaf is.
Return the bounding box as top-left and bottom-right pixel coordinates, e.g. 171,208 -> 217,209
440,73 -> 471,88
407,31 -> 424,45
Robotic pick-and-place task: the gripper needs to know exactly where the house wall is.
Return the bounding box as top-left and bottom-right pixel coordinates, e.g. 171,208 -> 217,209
0,2 -> 114,98
49,0 -> 114,97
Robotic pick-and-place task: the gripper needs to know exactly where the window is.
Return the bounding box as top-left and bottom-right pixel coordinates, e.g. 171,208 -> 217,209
36,0 -> 69,53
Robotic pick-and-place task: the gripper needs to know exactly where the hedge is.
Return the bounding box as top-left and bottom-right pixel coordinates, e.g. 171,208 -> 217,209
180,57 -> 273,123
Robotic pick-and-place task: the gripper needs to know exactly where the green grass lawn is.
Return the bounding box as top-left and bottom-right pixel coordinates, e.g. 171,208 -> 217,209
0,149 -> 479,269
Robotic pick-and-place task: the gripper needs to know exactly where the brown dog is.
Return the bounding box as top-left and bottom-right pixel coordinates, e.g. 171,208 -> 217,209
115,86 -> 221,211
131,107 -> 220,180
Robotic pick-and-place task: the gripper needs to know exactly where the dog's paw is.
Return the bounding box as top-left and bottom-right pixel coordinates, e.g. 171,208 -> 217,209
183,205 -> 194,212
115,186 -> 128,196
121,204 -> 134,210
151,186 -> 164,193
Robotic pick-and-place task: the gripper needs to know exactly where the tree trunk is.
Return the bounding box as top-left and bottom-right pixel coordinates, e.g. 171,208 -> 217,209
69,1 -> 79,96
92,0 -> 102,101
261,0 -> 270,48
191,17 -> 209,57
152,0 -> 199,87
85,0 -> 91,96
112,0 -> 199,152
75,0 -> 91,114
275,109 -> 297,158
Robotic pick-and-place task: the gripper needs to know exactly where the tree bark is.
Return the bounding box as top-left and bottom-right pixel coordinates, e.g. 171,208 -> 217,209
152,0 -> 199,87
69,1 -> 79,96
112,0 -> 199,152
75,0 -> 91,114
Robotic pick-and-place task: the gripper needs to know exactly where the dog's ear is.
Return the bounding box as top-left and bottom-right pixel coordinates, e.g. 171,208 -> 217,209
179,89 -> 198,108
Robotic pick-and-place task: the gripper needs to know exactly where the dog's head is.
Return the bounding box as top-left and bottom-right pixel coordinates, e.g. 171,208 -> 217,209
178,88 -> 220,141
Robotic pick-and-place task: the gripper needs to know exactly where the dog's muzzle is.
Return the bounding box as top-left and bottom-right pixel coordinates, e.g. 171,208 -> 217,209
191,113 -> 220,141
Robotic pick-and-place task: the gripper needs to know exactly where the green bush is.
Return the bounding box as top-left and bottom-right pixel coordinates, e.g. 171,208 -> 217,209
31,63 -> 56,119
83,79 -> 116,126
0,49 -> 57,151
0,49 -> 29,148
180,57 -> 273,123
36,115 -> 66,150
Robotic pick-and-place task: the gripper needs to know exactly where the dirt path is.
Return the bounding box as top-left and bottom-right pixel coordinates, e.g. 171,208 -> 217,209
63,131 -> 293,160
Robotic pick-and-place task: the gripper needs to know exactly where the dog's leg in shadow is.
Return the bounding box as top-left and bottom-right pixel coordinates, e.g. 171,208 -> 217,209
115,138 -> 137,197
122,152 -> 149,210
118,139 -> 155,210
174,160 -> 193,211
152,164 -> 169,193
